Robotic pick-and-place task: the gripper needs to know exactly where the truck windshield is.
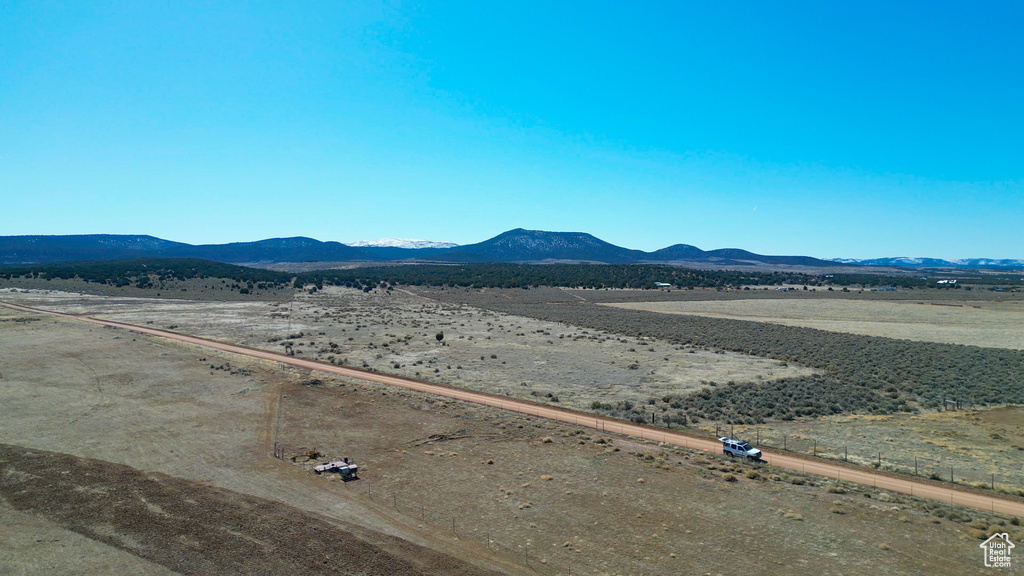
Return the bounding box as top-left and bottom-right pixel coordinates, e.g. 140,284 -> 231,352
738,443 -> 751,450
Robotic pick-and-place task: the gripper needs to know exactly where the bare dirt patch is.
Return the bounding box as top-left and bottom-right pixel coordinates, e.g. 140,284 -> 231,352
0,499 -> 179,576
0,294 -> 1009,575
0,444 -> 500,576
0,307 -> 510,575
608,298 -> 1024,350
0,286 -> 816,414
224,360 -> 1012,575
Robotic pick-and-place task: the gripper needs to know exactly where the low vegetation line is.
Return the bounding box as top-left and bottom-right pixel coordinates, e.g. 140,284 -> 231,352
432,290 -> 1024,423
14,258 -> 1019,293
5,299 -> 1024,517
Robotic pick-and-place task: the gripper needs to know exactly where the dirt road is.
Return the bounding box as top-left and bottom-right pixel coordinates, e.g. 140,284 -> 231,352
5,300 -> 1022,518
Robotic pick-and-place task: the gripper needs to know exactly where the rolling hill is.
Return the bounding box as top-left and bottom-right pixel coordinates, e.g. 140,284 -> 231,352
2,229 -> 1014,270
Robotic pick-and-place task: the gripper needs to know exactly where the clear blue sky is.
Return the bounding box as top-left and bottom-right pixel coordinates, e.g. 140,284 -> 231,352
2,2 -> 1021,259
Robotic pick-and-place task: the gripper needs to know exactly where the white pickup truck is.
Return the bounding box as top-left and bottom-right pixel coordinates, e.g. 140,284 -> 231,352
719,437 -> 762,461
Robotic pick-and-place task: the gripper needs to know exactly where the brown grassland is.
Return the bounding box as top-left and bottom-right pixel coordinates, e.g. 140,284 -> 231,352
607,298 -> 1024,350
2,282 -> 1023,574
0,286 -> 817,416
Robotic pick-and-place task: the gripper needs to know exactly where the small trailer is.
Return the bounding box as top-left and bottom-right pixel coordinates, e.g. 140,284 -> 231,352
314,458 -> 359,480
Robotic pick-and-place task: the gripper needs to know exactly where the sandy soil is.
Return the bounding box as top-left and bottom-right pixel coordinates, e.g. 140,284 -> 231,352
0,286 -> 816,413
0,443 -> 502,576
0,501 -> 179,576
0,308 -> 512,575
0,294 -> 1013,575
607,298 -> 1024,350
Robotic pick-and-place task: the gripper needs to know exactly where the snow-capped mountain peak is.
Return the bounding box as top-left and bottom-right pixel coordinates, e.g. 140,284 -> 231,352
830,256 -> 1024,269
345,238 -> 459,249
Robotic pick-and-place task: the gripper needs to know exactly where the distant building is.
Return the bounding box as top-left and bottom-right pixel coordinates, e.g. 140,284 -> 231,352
654,282 -> 672,288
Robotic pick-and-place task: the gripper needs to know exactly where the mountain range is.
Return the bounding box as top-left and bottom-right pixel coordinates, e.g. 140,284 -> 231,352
0,229 -> 1020,270
829,256 -> 1024,269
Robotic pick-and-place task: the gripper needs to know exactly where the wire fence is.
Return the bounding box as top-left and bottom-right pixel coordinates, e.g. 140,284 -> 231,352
514,407 -> 1024,498
705,423 -> 1023,496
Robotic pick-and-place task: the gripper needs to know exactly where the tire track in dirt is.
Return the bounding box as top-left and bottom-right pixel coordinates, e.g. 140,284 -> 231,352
5,300 -> 1023,518
0,443 -> 503,576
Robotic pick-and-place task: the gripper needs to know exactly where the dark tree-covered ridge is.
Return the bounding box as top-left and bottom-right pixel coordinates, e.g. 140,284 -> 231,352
0,258 -> 292,288
293,263 -> 930,290
5,259 -> 1015,291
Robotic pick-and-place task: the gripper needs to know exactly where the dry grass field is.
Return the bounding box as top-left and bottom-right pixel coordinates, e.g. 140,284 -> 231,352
0,303 -> 1005,575
0,286 -> 816,414
701,407 -> 1024,495
607,298 -> 1024,350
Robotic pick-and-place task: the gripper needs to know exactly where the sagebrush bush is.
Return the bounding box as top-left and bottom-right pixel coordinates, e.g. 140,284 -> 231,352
439,289 -> 1024,422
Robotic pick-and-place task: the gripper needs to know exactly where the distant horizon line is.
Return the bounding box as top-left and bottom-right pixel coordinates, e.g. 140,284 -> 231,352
2,230 -> 1022,263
